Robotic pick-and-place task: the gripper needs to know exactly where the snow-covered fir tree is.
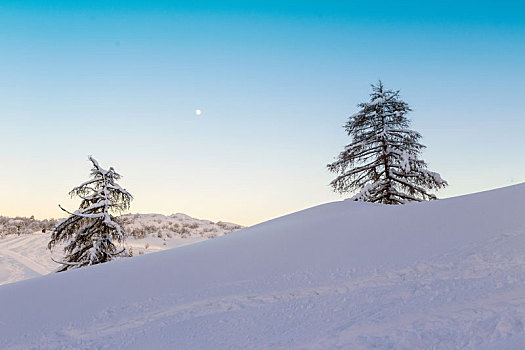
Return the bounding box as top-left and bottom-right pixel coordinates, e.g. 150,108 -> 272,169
327,81 -> 447,204
48,156 -> 132,272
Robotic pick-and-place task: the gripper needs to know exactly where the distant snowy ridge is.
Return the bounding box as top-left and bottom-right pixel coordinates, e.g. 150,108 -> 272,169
0,183 -> 524,349
121,213 -> 242,240
0,216 -> 56,236
0,213 -> 243,285
0,213 -> 242,238
120,213 -> 243,256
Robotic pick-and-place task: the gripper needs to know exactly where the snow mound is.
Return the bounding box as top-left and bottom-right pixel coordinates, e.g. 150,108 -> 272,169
1,183 -> 525,349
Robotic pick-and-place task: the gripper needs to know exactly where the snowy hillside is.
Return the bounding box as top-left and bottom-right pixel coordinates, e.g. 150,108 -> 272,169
0,215 -> 56,236
1,184 -> 525,349
0,213 -> 242,286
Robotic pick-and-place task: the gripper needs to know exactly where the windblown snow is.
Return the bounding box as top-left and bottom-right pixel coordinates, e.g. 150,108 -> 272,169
1,184 -> 525,349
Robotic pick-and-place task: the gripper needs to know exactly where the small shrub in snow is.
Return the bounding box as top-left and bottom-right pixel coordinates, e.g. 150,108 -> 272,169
216,222 -> 240,231
131,228 -> 146,239
143,225 -> 156,234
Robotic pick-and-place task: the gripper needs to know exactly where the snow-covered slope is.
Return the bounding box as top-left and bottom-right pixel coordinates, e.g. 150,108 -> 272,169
0,234 -> 55,285
0,214 -> 242,286
1,184 -> 525,349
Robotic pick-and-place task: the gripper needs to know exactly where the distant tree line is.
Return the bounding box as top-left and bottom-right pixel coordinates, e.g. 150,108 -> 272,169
0,216 -> 57,238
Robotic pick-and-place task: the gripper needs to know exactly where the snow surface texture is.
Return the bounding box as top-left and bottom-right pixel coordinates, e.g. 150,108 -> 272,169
0,213 -> 242,286
0,234 -> 55,285
1,184 -> 525,349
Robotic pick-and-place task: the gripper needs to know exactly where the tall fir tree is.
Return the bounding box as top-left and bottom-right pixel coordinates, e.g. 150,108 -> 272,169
327,81 -> 447,204
49,156 -> 132,272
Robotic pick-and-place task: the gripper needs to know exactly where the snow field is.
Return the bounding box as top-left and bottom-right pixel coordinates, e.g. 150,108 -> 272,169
0,183 -> 524,349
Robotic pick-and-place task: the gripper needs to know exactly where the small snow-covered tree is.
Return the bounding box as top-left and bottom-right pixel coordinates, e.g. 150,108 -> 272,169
49,156 -> 132,272
327,81 -> 447,204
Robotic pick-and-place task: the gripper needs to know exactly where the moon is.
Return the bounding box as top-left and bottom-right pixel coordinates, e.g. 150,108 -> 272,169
195,109 -> 202,116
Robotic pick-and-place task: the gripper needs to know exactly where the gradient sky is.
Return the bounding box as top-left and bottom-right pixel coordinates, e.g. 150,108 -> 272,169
1,1 -> 524,226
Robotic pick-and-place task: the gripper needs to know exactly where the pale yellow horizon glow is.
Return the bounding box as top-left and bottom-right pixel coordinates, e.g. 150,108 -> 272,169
0,159 -> 522,227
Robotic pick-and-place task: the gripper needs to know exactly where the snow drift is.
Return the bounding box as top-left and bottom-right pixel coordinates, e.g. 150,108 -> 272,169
1,183 -> 524,349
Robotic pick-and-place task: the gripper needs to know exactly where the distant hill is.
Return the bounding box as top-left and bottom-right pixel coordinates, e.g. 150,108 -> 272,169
121,213 -> 242,239
0,213 -> 243,285
0,213 -> 242,239
119,213 -> 243,256
0,216 -> 57,236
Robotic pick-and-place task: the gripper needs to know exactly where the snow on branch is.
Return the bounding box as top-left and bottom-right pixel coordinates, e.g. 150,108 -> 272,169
49,156 -> 133,272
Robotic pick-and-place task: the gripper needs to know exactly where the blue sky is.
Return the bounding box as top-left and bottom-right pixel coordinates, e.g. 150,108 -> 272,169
1,1 -> 524,225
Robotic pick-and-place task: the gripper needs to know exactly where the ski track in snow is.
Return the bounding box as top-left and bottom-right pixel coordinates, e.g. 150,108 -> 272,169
0,255 -> 27,285
0,235 -> 53,283
21,229 -> 525,349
